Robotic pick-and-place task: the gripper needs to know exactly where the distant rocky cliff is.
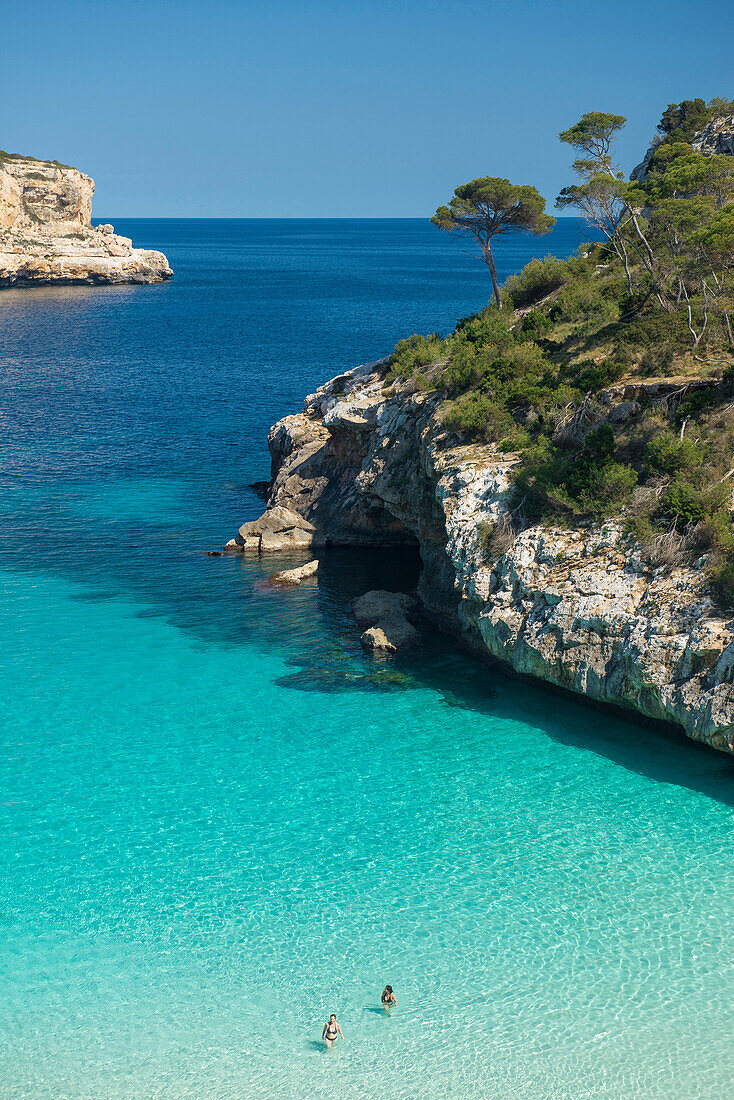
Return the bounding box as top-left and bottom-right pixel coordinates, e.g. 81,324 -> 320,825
632,112 -> 734,180
228,362 -> 734,757
692,114 -> 734,157
0,151 -> 171,286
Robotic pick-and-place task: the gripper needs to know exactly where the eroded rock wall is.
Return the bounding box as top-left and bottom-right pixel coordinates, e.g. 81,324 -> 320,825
692,114 -> 734,157
0,151 -> 171,286
230,361 -> 734,755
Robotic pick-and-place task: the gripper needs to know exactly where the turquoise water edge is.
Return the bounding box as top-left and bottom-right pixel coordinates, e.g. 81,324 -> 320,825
2,220 -> 733,1099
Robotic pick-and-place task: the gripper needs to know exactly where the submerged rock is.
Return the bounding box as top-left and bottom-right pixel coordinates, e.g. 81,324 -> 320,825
353,589 -> 420,653
361,615 -> 420,653
0,150 -> 171,287
352,589 -> 415,624
269,559 -> 319,586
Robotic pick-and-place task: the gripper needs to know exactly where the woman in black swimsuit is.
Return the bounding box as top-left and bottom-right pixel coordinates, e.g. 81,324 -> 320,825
381,984 -> 397,1009
322,1013 -> 343,1047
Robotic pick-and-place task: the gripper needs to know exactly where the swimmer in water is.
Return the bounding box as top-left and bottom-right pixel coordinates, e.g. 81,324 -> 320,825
322,1013 -> 344,1048
381,984 -> 397,1009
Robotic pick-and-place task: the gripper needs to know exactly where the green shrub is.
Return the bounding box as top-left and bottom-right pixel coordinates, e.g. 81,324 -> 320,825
442,393 -> 515,439
659,482 -> 709,525
454,309 -> 514,349
689,512 -> 734,555
581,462 -> 638,514
519,309 -> 554,338
388,332 -> 449,380
503,256 -> 571,309
503,341 -> 546,375
573,359 -> 626,391
511,424 -> 637,520
616,308 -> 690,353
646,432 -> 704,474
675,387 -> 721,422
625,511 -> 654,541
498,429 -> 530,452
512,437 -> 571,518
442,343 -> 495,396
554,280 -> 619,327
582,425 -> 615,460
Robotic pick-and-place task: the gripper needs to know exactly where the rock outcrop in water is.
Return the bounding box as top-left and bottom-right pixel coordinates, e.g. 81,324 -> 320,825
0,150 -> 171,286
353,590 -> 420,652
229,361 -> 734,756
269,560 -> 319,586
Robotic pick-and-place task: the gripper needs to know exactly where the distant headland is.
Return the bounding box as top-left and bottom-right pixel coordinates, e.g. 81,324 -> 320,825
0,149 -> 172,287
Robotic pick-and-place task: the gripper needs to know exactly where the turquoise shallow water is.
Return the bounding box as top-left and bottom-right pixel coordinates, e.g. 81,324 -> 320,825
2,221 -> 734,1098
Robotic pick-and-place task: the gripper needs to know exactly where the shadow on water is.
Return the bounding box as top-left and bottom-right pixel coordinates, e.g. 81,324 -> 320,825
240,546 -> 734,809
304,1040 -> 328,1055
277,549 -> 734,809
4,505 -> 734,807
10,216 -> 671,781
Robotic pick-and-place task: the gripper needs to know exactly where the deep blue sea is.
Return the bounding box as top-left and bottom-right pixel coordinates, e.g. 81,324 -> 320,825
1,219 -> 734,1099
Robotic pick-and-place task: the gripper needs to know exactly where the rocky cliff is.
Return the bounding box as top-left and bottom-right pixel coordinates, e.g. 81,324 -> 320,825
227,361 -> 734,756
692,114 -> 734,157
0,151 -> 171,286
632,111 -> 734,181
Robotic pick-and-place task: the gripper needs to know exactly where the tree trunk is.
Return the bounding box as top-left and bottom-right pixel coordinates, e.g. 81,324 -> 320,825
724,312 -> 734,349
615,236 -> 633,294
681,279 -> 708,349
628,210 -> 667,309
484,245 -> 501,309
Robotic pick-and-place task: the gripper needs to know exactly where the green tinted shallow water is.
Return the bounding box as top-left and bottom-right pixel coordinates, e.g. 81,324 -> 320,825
2,221 -> 734,1098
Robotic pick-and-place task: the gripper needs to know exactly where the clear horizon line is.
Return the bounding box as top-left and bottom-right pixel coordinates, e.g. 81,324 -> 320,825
95,214 -> 582,221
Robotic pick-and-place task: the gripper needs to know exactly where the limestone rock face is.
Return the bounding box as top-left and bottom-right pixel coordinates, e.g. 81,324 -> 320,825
632,113 -> 734,182
630,136 -> 662,182
692,114 -> 734,157
0,151 -> 172,287
232,361 -> 734,755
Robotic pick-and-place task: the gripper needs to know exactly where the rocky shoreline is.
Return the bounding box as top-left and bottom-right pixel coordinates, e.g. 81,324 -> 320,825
0,152 -> 171,286
228,359 -> 734,756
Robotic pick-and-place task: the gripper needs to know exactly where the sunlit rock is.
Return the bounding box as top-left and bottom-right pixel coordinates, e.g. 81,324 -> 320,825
0,150 -> 172,286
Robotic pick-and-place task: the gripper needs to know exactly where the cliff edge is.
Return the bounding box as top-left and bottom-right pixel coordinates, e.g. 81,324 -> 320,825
228,95 -> 734,753
0,150 -> 172,286
227,362 -> 734,757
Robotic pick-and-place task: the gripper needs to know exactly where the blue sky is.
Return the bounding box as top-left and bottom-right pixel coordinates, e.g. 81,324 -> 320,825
2,0 -> 732,217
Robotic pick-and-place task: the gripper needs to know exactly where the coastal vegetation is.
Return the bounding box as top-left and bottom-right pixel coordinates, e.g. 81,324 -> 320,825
389,98 -> 734,604
431,178 -> 555,308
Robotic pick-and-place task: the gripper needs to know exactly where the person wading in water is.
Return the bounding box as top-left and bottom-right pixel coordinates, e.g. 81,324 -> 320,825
381,985 -> 397,1009
322,1013 -> 344,1048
